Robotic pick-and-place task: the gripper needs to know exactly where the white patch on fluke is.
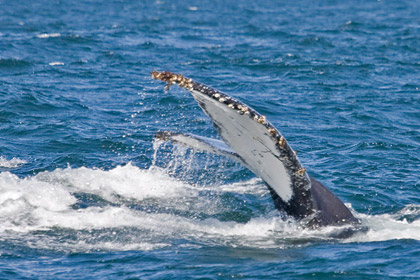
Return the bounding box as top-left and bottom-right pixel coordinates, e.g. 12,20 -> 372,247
164,133 -> 238,160
189,89 -> 294,202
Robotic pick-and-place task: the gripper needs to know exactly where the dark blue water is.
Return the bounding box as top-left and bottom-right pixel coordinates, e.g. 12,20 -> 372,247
1,0 -> 420,278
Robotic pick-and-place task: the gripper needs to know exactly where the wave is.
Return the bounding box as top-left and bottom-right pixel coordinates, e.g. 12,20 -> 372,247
347,205 -> 420,243
0,156 -> 27,168
0,153 -> 419,252
37,33 -> 61,39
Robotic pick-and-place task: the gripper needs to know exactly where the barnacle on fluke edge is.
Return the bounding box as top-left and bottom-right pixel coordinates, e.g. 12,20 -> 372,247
151,70 -> 298,168
151,70 -> 193,90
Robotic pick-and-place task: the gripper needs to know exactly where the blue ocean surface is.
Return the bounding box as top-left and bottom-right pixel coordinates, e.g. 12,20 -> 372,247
1,0 -> 420,279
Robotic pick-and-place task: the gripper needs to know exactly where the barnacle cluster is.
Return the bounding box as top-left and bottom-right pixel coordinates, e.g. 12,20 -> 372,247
278,136 -> 286,148
297,168 -> 306,176
151,70 -> 193,90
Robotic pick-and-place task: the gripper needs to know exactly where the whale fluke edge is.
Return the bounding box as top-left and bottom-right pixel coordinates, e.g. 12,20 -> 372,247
151,70 -> 363,232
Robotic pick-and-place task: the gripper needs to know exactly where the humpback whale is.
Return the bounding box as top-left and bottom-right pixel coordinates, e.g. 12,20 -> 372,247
151,71 -> 361,230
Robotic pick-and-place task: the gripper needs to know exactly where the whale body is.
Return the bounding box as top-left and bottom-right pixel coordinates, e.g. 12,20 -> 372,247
152,71 -> 361,229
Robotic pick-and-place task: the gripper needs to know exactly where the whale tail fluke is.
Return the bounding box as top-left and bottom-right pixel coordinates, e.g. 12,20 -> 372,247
152,71 -> 361,229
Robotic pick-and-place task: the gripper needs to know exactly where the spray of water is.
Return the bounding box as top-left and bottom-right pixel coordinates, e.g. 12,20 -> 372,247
0,149 -> 419,253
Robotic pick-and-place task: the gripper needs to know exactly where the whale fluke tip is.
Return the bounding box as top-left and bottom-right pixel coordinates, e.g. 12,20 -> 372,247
151,70 -> 193,90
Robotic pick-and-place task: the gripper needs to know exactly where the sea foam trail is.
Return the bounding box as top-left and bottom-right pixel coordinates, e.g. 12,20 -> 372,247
0,156 -> 27,168
0,164 -> 197,232
0,163 -> 419,252
347,206 -> 420,243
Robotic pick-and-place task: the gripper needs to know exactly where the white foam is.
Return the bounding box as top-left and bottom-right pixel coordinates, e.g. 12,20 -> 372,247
0,156 -> 27,168
49,62 -> 64,66
0,163 -> 288,251
347,205 -> 420,243
0,164 -> 192,232
35,163 -> 193,202
37,33 -> 61,38
0,161 -> 419,252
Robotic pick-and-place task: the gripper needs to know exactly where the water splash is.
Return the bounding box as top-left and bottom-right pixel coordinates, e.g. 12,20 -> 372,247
0,156 -> 27,168
1,145 -> 419,253
348,205 -> 420,243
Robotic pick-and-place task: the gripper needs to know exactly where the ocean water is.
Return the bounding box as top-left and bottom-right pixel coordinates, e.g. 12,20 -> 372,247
1,0 -> 420,279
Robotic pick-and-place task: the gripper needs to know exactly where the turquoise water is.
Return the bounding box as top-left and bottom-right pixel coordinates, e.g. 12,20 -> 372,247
1,0 -> 420,279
